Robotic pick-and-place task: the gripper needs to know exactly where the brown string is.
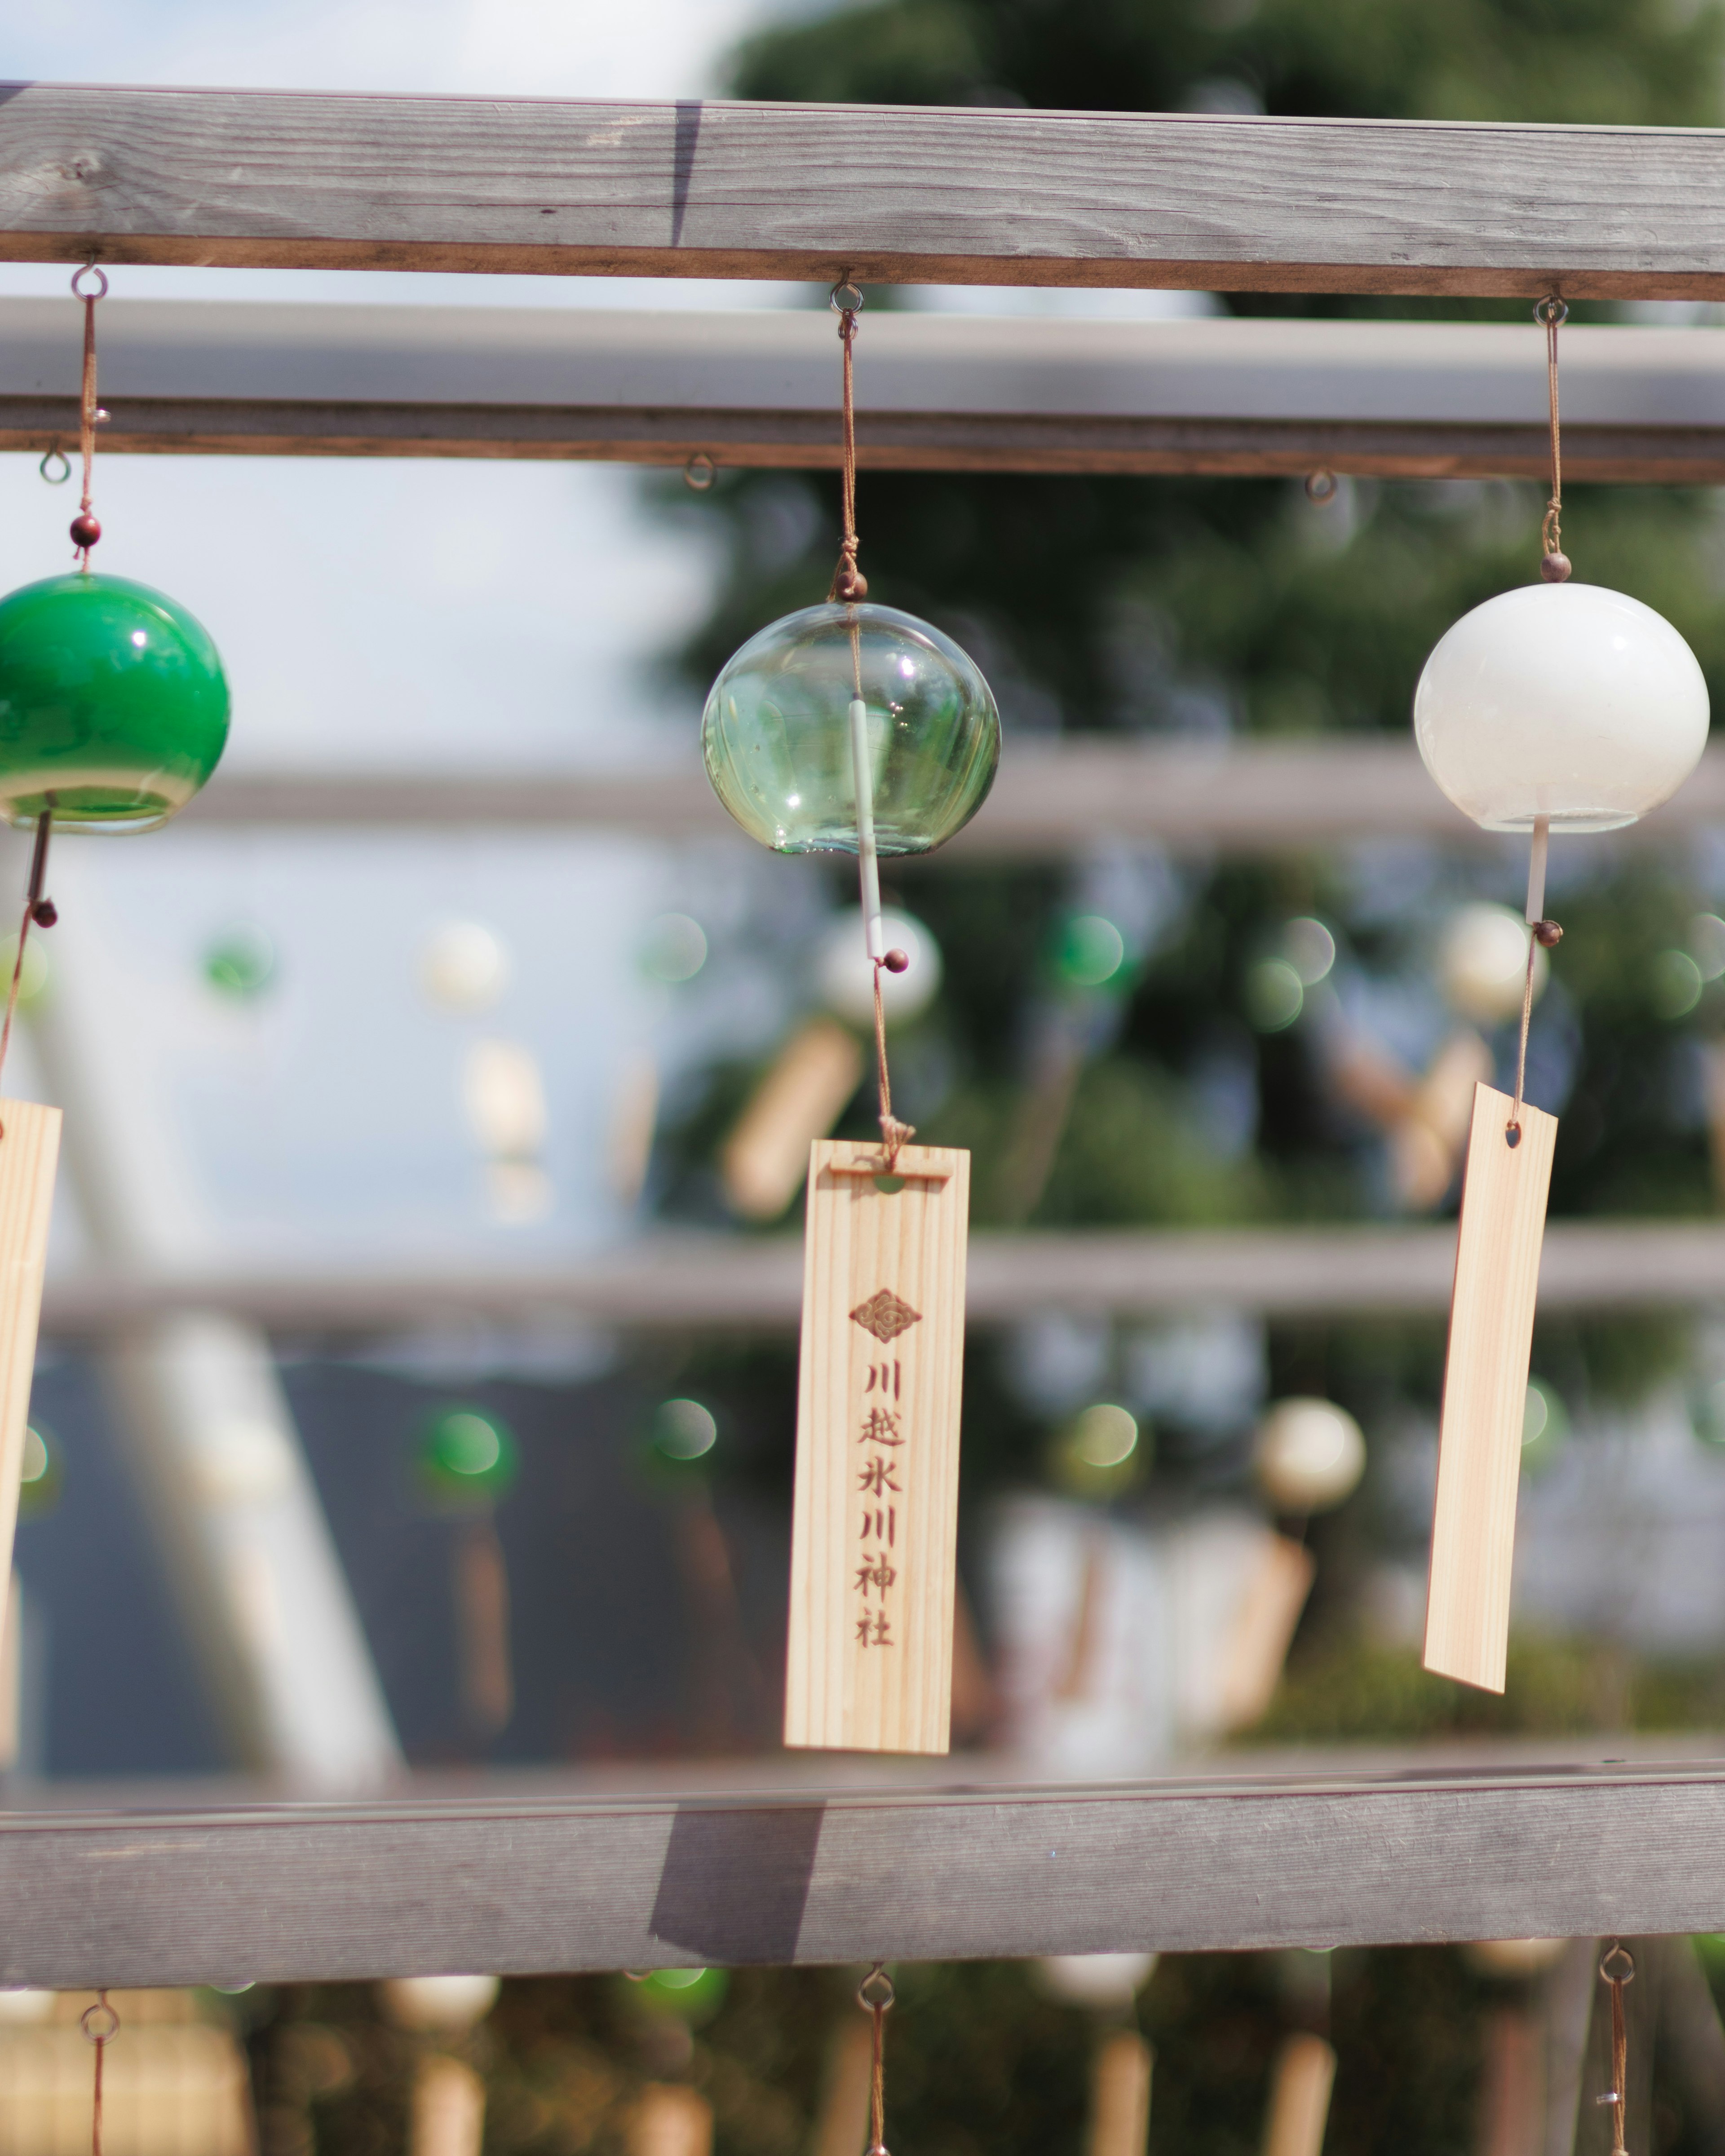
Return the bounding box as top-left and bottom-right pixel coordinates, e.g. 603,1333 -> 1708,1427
1597,1943 -> 1634,2156
826,283 -> 908,1166
73,265 -> 106,571
872,962 -> 914,1169
1537,296 -> 1570,577
1508,916 -> 1563,1147
81,1992 -> 119,2156
858,1965 -> 894,2156
827,284 -> 867,603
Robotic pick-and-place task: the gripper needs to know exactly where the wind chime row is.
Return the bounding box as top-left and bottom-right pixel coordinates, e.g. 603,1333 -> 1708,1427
699,285 -> 1711,1747
0,273 -> 1711,1767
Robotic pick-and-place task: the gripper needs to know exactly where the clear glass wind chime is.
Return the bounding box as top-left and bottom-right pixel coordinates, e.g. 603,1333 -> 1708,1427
1415,296 -> 1708,1693
702,284 -> 1000,1752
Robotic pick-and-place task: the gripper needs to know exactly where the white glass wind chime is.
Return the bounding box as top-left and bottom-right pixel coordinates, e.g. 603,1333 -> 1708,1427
1416,297 -> 1708,1692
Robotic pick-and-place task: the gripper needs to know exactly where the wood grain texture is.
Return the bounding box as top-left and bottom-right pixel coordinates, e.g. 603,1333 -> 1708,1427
1425,1083 -> 1557,1695
785,1139 -> 969,1755
0,1100 -> 58,1633
6,86 -> 1725,297
5,1760 -> 1725,1984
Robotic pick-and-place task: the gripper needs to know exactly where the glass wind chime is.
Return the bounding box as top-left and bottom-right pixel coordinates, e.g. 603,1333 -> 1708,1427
1415,296 -> 1708,1693
0,265 -> 230,1644
703,283 -> 1000,1751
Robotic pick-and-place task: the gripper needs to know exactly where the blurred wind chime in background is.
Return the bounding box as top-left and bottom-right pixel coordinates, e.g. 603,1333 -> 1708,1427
702,283 -> 1000,1751
0,265 -> 230,1723
1415,296 -> 1707,1693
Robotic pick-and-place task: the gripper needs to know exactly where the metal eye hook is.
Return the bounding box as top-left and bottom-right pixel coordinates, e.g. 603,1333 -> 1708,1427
1534,294 -> 1569,328
71,263 -> 109,301
683,451 -> 717,492
39,447 -> 71,486
831,280 -> 865,315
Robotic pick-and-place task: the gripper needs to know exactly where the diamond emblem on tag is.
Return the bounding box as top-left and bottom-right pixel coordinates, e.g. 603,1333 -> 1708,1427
849,1289 -> 922,1343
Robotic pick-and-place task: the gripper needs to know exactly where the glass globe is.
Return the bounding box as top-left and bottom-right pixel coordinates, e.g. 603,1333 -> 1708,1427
0,573 -> 230,832
1415,583 -> 1708,833
418,1407 -> 519,1507
1253,1397 -> 1366,1513
703,602 -> 999,855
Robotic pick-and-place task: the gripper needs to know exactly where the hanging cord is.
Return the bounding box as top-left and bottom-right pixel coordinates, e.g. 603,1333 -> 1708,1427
1595,1943 -> 1635,2156
81,1992 -> 119,2156
1508,818 -> 1562,1147
1536,295 -> 1570,584
858,1965 -> 894,2156
827,283 -> 867,605
1507,302 -> 1574,1143
827,282 -> 913,1166
71,264 -> 108,569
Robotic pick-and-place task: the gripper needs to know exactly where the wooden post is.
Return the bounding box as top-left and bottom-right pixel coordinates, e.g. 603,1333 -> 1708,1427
1262,2035 -> 1336,2156
631,2087 -> 713,2156
1087,2032 -> 1154,2156
0,1100 -> 58,1652
1423,1082 -> 1556,1693
809,2018 -> 874,2156
785,1138 -> 969,1754
411,2056 -> 487,2156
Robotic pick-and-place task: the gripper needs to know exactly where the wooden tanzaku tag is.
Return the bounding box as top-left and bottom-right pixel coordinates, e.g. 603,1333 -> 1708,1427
1423,1080 -> 1556,1693
785,1136 -> 969,1754
0,1100 -> 59,1611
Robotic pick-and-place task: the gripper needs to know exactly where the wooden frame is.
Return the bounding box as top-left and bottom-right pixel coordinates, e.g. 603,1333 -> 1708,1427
6,87 -> 1725,298
10,300 -> 1725,481
173,738 -> 1725,847
35,1213 -> 1725,1334
5,1754 -> 1725,1986
9,83 -> 1725,1986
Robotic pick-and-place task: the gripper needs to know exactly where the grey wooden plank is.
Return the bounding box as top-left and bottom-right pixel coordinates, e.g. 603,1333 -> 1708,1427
9,300 -> 1725,475
13,395 -> 1725,481
5,86 -> 1725,297
168,739 -> 1725,850
0,1763 -> 1723,1985
34,1215 -> 1725,1335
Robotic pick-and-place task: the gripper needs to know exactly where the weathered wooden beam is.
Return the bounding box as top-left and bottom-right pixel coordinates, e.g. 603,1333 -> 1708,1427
0,1758 -> 1722,1985
4,87 -> 1725,298
8,301 -> 1725,478
169,740 -> 1725,850
33,1215 -> 1725,1335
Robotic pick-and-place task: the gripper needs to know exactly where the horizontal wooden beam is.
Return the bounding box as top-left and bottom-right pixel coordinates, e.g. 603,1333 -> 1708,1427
178,739 -> 1725,851
5,87 -> 1725,299
3,1757 -> 1723,1984
9,301 -> 1725,479
35,1216 -> 1725,1335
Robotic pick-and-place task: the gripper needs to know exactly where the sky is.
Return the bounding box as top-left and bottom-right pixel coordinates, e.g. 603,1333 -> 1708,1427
0,0 -> 1209,1270
2,0 -> 831,1268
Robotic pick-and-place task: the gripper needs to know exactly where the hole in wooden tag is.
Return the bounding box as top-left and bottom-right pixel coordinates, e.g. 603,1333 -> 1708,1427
873,1174 -> 905,1195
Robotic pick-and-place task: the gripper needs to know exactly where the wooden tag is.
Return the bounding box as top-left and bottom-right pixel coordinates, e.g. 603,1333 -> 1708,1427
1423,1081 -> 1555,1693
784,1137 -> 969,1754
1262,2036 -> 1336,2156
0,1100 -> 58,1617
